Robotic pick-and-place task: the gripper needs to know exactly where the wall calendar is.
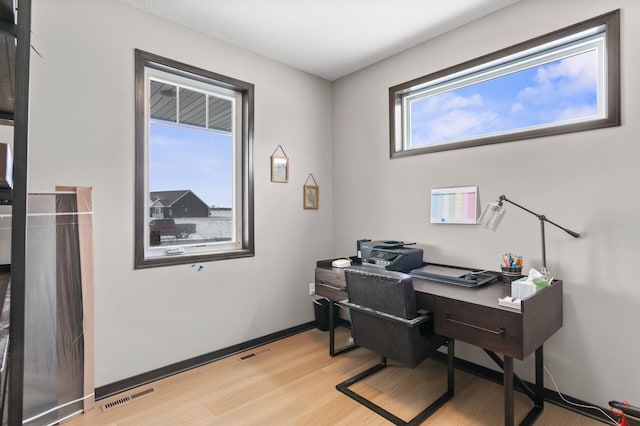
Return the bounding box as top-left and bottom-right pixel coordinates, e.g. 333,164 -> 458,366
430,186 -> 478,224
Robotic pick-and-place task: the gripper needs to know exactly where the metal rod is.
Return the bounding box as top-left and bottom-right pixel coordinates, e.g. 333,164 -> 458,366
500,195 -> 580,238
447,340 -> 455,396
484,349 -> 537,402
535,346 -> 544,406
8,0 -> 32,424
327,300 -> 358,357
329,300 -> 335,355
28,191 -> 76,195
540,218 -> 547,270
500,195 -> 579,271
504,356 -> 514,426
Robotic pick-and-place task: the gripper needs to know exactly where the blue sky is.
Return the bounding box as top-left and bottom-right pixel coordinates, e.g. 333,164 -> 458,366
410,50 -> 599,146
149,123 -> 233,207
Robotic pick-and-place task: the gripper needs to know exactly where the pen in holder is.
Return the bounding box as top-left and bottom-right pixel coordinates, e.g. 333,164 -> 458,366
501,266 -> 523,284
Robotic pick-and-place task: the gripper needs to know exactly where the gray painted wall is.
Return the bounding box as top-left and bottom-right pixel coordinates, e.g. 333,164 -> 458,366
23,0 -> 639,410
28,0 -> 334,386
332,0 -> 639,408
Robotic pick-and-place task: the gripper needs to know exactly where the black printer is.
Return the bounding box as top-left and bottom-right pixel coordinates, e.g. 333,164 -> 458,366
359,240 -> 423,273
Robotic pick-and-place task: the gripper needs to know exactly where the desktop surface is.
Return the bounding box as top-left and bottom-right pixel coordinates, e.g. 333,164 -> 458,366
315,262 -> 562,359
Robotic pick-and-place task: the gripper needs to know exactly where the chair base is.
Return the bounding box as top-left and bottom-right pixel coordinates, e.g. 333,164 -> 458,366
336,342 -> 454,426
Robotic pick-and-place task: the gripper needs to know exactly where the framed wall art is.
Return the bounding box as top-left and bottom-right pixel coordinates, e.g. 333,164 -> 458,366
303,174 -> 319,209
271,145 -> 289,183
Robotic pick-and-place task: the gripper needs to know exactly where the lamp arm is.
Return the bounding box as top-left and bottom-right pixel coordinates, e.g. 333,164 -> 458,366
541,215 -> 581,238
499,195 -> 580,239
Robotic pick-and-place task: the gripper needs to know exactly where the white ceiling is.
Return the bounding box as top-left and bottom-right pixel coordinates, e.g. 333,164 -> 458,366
117,0 -> 521,81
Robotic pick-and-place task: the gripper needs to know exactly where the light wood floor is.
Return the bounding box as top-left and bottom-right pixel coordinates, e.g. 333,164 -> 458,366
65,328 -> 605,425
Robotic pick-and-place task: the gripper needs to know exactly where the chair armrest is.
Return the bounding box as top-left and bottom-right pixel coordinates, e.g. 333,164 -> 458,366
339,300 -> 432,328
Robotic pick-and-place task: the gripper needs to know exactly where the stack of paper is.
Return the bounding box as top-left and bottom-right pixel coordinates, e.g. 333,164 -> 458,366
498,296 -> 521,310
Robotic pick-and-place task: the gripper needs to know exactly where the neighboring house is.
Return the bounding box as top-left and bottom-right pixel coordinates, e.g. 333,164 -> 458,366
150,199 -> 164,218
149,190 -> 209,218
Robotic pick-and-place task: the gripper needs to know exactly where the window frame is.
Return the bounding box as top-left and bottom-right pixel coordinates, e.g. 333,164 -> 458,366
389,9 -> 620,158
134,49 -> 254,269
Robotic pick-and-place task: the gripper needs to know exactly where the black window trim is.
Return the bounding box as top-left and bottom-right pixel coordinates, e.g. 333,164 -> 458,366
389,9 -> 621,159
134,49 -> 254,269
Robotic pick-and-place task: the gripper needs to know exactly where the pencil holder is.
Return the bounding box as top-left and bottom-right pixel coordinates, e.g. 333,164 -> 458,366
501,266 -> 522,284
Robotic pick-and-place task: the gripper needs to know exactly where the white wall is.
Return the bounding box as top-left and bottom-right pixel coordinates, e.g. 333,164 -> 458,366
28,0 -> 334,386
332,0 -> 639,407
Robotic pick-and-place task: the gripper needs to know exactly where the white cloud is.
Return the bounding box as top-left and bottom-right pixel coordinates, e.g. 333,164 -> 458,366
517,50 -> 598,102
412,108 -> 499,146
511,102 -> 523,113
554,103 -> 598,122
417,92 -> 484,115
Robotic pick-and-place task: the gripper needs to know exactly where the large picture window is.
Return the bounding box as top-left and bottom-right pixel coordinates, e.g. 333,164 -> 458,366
135,50 -> 254,268
390,10 -> 620,158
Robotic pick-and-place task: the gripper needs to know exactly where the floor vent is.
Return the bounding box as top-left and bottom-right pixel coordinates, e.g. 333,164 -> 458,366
101,387 -> 156,411
239,348 -> 271,361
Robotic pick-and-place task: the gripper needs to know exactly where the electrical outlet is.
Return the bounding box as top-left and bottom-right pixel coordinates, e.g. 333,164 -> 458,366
308,282 -> 315,296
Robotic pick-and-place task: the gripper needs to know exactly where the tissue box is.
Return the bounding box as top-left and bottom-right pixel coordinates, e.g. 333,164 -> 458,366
532,277 -> 549,289
511,277 -> 549,299
511,278 -> 536,299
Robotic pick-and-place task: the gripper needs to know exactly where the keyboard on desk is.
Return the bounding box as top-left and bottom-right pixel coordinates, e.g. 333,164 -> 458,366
409,264 -> 500,287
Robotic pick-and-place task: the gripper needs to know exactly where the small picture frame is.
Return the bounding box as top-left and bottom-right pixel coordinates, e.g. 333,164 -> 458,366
303,184 -> 319,209
271,155 -> 289,182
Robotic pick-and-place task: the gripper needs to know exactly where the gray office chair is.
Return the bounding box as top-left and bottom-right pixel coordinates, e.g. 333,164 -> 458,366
336,266 -> 454,426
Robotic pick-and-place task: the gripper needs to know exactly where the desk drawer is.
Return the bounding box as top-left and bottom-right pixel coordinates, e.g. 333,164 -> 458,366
315,268 -> 347,301
434,297 -> 524,359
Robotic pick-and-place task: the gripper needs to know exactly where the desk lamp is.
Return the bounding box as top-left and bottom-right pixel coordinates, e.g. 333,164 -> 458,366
478,195 -> 580,274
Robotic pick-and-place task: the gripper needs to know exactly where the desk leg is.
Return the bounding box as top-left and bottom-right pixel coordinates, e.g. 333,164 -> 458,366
504,356 -> 514,426
535,346 -> 544,406
447,339 -> 455,396
328,300 -> 358,357
328,300 -> 335,352
485,348 -> 544,425
519,345 -> 544,425
520,345 -> 544,426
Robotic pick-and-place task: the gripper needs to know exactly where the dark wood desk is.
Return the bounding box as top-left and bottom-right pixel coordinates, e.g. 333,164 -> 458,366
315,264 -> 563,426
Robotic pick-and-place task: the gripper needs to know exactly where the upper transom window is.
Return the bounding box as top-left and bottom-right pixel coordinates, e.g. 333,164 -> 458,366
390,10 -> 620,158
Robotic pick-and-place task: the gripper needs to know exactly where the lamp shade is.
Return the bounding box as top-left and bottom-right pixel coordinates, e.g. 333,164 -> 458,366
477,202 -> 506,231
